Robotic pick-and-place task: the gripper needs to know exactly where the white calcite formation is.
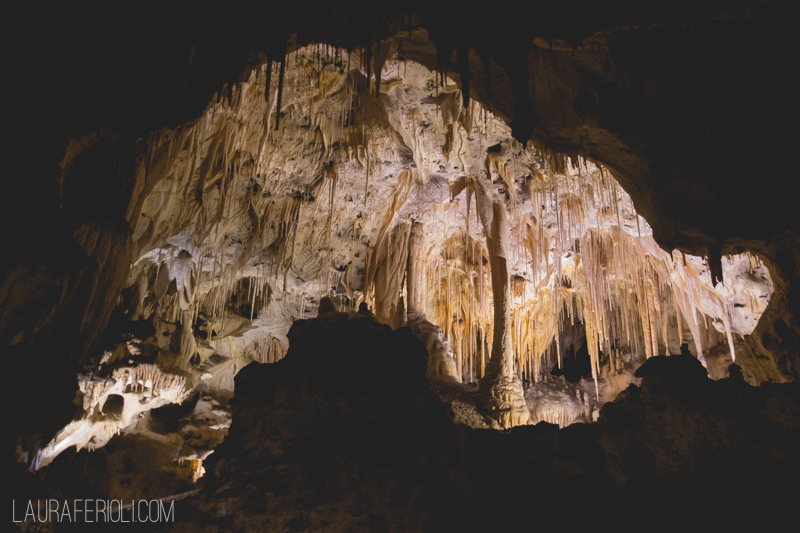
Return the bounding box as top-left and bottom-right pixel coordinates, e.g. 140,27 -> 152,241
32,365 -> 189,471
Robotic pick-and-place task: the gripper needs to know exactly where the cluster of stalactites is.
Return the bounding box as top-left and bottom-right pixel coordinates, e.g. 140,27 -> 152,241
128,40 -> 431,340
421,156 -> 770,390
130,43 -> 512,359
111,364 -> 189,399
529,404 -> 583,429
428,232 -> 492,383
248,334 -> 287,364
129,42 -> 771,395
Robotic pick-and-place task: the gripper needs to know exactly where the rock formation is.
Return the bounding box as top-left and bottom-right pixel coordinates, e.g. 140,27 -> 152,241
5,1 -> 799,529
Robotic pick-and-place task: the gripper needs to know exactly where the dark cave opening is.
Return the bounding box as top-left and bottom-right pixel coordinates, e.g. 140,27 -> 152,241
549,327 -> 595,383
101,395 -> 125,417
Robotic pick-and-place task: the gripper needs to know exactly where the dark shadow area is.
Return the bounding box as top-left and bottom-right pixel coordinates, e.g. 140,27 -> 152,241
101,395 -> 125,417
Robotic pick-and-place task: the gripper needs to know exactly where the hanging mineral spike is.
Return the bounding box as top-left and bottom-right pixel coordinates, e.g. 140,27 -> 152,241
265,56 -> 272,103
276,54 -> 286,130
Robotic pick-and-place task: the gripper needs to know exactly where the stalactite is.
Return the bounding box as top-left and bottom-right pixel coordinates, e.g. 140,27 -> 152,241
276,55 -> 286,130
113,364 -> 189,398
249,334 -> 286,364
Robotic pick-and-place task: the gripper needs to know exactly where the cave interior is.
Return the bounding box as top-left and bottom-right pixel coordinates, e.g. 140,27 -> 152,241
5,1 -> 800,531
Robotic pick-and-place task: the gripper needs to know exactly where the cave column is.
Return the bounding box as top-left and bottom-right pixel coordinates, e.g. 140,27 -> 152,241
474,171 -> 531,428
484,200 -> 515,377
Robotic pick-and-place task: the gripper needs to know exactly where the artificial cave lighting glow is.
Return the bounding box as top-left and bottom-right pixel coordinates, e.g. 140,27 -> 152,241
120,42 -> 774,423
35,38 -> 775,469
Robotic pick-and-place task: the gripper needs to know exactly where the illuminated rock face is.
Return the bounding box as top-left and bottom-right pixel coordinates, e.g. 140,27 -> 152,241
30,39 -> 779,466
106,44 -> 770,421
31,365 -> 189,471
